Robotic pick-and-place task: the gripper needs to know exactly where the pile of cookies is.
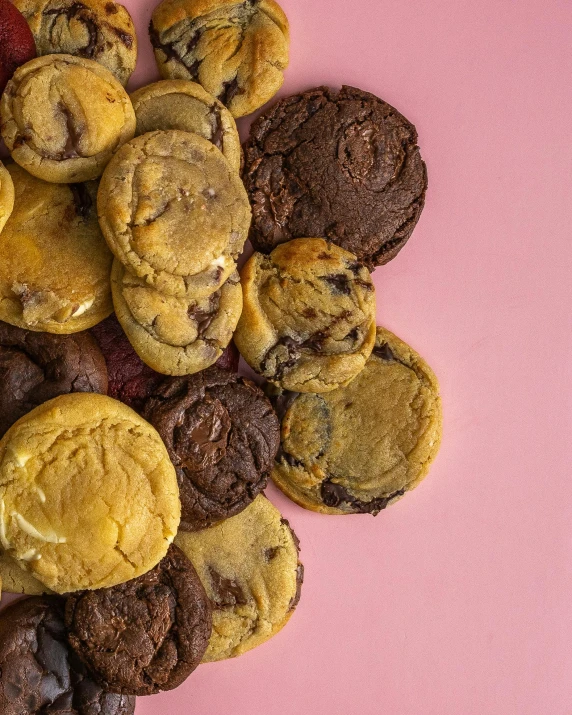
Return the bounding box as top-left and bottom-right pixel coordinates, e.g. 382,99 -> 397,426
0,0 -> 443,712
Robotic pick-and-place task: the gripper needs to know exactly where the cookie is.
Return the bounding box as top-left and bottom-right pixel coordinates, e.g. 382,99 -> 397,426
234,238 -> 377,392
143,366 -> 280,531
13,0 -> 137,85
150,0 -> 289,118
0,550 -> 49,594
0,0 -> 36,95
65,544 -> 211,695
0,164 -> 113,334
0,160 -> 15,234
269,326 -> 442,514
131,79 -> 241,172
0,392 -> 180,593
98,130 -> 251,297
0,320 -> 108,438
175,495 -> 302,661
243,86 -> 428,269
1,54 -> 135,183
0,596 -> 135,714
112,261 -> 243,375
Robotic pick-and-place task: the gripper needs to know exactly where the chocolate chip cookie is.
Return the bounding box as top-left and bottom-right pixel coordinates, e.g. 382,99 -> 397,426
14,0 -> 137,85
243,86 -> 428,268
150,0 -> 289,118
65,545 -> 211,695
0,392 -> 180,593
1,54 -> 135,183
0,160 -> 14,234
175,495 -> 302,661
0,321 -> 108,437
234,238 -> 377,392
131,79 -> 241,172
0,596 -> 135,714
269,326 -> 442,515
144,366 -> 280,531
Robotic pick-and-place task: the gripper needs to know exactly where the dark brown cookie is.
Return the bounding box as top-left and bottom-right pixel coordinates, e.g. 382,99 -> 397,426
0,320 -> 108,437
143,366 -> 280,531
0,596 -> 135,715
242,85 -> 428,269
65,545 -> 212,696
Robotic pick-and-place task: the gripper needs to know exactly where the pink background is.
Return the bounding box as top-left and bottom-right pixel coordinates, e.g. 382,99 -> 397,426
4,0 -> 572,713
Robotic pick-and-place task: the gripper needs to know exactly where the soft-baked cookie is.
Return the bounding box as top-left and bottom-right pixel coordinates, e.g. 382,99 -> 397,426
0,0 -> 37,95
0,161 -> 14,234
13,0 -> 137,85
149,0 -> 289,118
112,260 -> 243,375
0,392 -> 180,593
65,544 -> 211,695
0,550 -> 49,594
144,367 -> 280,531
1,54 -> 136,183
0,320 -> 108,437
0,165 -> 113,333
243,86 -> 428,269
175,494 -> 302,661
0,596 -> 136,714
98,130 -> 251,296
131,80 -> 241,172
269,326 -> 442,514
234,238 -> 377,392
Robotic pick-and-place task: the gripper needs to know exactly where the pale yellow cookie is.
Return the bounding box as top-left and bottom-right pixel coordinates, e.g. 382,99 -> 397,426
0,551 -> 50,595
0,162 -> 14,235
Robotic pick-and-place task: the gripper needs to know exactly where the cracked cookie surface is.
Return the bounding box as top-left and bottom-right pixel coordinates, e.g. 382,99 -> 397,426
269,326 -> 442,515
144,366 -> 280,531
65,544 -> 211,695
98,130 -> 251,296
13,0 -> 137,86
243,85 -> 428,268
131,79 -> 241,172
0,54 -> 135,183
150,0 -> 289,118
175,494 -> 302,661
0,161 -> 14,234
0,392 -> 180,593
234,238 -> 376,392
0,164 -> 113,334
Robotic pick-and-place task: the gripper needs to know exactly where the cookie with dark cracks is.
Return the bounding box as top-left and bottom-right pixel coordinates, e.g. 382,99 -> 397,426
65,545 -> 211,696
0,596 -> 135,714
268,326 -> 443,515
143,366 -> 280,531
242,85 -> 428,269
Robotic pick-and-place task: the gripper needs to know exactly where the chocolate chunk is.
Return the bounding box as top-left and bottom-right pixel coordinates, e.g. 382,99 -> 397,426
210,107 -> 224,151
218,77 -> 240,107
261,335 -> 301,380
69,183 -> 93,219
45,4 -> 99,60
322,273 -> 352,295
208,567 -> 247,607
321,479 -> 405,515
58,102 -> 82,159
110,25 -> 133,48
373,342 -> 396,361
289,563 -> 304,611
188,291 -> 220,335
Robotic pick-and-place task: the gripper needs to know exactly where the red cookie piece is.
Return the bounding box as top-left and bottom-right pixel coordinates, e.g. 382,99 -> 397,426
0,0 -> 36,95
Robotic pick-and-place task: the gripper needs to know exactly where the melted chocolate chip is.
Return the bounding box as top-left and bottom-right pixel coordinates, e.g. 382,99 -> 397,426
373,342 -> 396,361
58,102 -> 82,159
210,108 -> 224,151
69,183 -> 92,219
289,563 -> 304,611
188,292 -> 220,336
322,273 -> 352,295
105,2 -> 118,13
173,394 -> 231,471
46,3 -> 99,59
265,546 -> 280,561
110,25 -> 133,48
321,479 -> 405,515
218,77 -> 240,106
261,335 -> 301,380
208,567 -> 247,608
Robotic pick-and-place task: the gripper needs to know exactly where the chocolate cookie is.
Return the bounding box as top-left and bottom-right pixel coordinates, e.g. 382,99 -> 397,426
0,596 -> 135,714
0,321 -> 108,437
65,545 -> 211,695
144,366 -> 280,531
243,86 -> 428,268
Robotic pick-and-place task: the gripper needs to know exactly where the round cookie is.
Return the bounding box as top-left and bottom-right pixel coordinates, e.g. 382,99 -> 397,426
234,238 -> 377,393
65,544 -> 211,695
270,326 -> 443,515
98,130 -> 251,297
0,392 -> 180,593
0,321 -> 108,437
0,164 -> 113,334
175,495 -> 302,661
112,261 -> 243,376
0,161 -> 14,235
149,0 -> 289,118
143,366 -> 280,531
243,85 -> 428,269
131,80 -> 241,172
1,54 -> 136,183
0,597 -> 135,714
13,0 -> 137,85
0,0 -> 37,95
0,550 -> 49,594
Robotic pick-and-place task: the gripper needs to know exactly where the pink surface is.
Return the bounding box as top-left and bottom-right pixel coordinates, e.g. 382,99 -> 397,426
4,0 -> 572,713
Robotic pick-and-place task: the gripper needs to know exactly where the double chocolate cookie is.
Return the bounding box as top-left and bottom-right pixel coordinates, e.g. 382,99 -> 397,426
243,86 -> 428,268
144,366 -> 280,531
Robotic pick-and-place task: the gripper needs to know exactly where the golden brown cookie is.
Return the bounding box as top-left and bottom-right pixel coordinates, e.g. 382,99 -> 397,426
0,550 -> 50,594
0,392 -> 181,593
269,326 -> 443,514
0,160 -> 14,234
0,164 -> 113,334
0,54 -> 136,183
149,0 -> 289,118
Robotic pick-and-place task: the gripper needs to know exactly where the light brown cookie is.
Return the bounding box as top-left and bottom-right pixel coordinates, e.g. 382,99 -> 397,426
0,161 -> 14,235
0,550 -> 50,595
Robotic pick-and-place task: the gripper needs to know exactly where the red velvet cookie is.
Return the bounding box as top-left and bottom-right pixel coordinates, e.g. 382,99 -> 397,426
0,0 -> 36,95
